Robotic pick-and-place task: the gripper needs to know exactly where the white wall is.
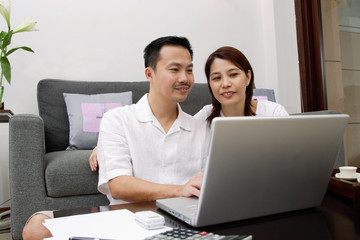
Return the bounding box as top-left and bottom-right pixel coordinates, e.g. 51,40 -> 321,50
0,0 -> 301,207
3,0 -> 301,114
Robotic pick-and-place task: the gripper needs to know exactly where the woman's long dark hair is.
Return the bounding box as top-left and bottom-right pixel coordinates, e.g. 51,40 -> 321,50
204,46 -> 255,125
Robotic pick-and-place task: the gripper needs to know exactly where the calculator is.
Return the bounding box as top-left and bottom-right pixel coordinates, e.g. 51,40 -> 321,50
145,228 -> 252,240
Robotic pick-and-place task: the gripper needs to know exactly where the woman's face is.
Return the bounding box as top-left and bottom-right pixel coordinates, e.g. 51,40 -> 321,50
208,58 -> 251,108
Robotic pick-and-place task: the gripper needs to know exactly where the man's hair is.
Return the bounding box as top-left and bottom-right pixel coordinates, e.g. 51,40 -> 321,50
144,36 -> 193,70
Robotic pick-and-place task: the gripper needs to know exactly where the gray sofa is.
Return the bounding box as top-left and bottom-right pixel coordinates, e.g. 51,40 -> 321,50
8,79 -> 344,239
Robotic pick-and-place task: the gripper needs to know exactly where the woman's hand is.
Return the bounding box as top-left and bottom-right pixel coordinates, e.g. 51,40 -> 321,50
89,146 -> 98,171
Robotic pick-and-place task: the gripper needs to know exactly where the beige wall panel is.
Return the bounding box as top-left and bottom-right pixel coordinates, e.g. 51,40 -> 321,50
344,123 -> 360,167
325,61 -> 345,112
321,0 -> 342,61
342,70 -> 360,87
343,70 -> 360,122
340,31 -> 360,70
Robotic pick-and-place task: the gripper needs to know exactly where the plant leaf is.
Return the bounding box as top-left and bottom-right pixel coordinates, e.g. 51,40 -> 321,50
0,56 -> 11,84
0,86 -> 3,103
6,46 -> 34,56
0,31 -> 6,47
2,31 -> 12,49
20,46 -> 34,53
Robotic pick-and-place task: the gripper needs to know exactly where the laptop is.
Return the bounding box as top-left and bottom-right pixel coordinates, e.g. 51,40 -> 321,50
156,114 -> 349,227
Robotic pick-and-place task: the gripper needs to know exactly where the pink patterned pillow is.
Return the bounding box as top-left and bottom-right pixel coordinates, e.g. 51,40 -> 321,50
81,103 -> 123,132
63,92 -> 132,150
252,95 -> 268,101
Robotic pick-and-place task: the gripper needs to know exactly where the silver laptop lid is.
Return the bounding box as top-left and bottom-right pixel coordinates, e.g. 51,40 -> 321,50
195,114 -> 349,227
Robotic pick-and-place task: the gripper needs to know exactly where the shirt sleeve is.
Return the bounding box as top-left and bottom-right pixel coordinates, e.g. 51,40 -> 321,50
97,108 -> 133,195
273,104 -> 289,116
194,104 -> 213,122
256,100 -> 289,117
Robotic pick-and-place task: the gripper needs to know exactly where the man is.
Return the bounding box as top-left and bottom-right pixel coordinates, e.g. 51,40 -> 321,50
23,36 -> 207,239
97,36 -> 207,204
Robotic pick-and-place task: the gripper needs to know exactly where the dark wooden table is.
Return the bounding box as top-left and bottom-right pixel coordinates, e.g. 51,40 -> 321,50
327,169 -> 360,209
55,191 -> 360,240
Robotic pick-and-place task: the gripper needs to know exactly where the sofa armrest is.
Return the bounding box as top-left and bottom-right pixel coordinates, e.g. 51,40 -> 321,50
9,114 -> 47,239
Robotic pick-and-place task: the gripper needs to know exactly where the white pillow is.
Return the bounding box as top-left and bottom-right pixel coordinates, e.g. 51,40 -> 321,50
63,92 -> 132,150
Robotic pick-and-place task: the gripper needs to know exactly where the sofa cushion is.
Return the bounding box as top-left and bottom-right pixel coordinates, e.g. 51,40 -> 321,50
45,150 -> 100,197
63,92 -> 132,150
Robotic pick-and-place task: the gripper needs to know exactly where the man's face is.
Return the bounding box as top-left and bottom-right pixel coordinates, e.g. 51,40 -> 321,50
148,45 -> 194,103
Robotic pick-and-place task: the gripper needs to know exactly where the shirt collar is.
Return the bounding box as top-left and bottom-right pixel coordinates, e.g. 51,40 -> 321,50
176,104 -> 192,132
135,94 -> 192,132
135,94 -> 154,122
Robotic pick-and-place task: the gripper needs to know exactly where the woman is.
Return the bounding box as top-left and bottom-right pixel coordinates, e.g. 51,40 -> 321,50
194,46 -> 288,125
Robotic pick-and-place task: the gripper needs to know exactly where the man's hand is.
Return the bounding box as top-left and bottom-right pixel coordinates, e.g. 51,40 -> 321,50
108,172 -> 203,202
179,172 -> 203,197
89,146 -> 98,171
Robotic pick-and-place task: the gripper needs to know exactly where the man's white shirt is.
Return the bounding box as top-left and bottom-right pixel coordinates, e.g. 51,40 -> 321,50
97,94 -> 208,205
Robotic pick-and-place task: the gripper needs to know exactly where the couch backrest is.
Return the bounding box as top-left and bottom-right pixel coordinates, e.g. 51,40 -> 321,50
37,79 -> 212,152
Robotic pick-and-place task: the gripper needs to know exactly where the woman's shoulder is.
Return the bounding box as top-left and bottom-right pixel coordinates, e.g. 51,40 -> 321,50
256,100 -> 289,116
194,104 -> 213,121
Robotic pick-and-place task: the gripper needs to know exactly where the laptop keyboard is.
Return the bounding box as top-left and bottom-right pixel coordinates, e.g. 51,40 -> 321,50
145,228 -> 252,239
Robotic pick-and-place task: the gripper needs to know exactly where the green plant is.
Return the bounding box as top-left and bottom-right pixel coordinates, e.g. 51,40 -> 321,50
0,0 -> 37,106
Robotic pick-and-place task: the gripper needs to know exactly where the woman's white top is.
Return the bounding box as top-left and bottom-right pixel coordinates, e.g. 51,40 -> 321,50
194,100 -> 289,122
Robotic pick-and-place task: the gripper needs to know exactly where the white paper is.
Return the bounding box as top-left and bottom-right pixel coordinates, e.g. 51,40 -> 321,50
43,209 -> 171,240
